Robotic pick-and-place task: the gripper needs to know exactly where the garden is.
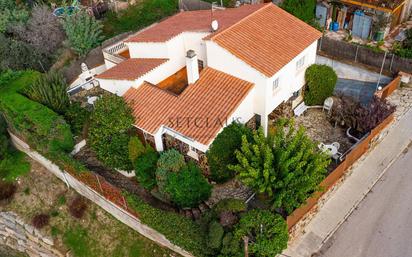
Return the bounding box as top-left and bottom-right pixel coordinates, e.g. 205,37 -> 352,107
0,61 -> 398,256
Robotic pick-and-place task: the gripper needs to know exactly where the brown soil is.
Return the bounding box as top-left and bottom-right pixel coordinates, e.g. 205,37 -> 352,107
74,146 -> 177,212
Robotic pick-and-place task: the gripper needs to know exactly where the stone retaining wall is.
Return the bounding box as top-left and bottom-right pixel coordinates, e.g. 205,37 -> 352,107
0,212 -> 63,257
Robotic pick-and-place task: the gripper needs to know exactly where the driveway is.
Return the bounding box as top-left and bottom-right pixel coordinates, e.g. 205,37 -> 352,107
317,143 -> 412,257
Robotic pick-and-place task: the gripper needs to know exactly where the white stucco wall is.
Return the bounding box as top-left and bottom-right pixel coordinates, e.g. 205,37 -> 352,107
205,40 -> 267,116
98,79 -> 135,96
205,40 -> 318,118
264,40 -> 318,115
127,42 -> 169,58
126,32 -> 209,61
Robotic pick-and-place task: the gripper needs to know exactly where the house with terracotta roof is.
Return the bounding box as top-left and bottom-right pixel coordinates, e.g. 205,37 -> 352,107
95,3 -> 321,162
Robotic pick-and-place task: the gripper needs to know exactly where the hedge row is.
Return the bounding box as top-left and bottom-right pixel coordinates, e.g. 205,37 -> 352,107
124,193 -> 210,257
0,71 -> 74,155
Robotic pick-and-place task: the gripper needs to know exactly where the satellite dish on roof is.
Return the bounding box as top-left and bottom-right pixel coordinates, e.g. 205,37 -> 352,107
211,20 -> 219,32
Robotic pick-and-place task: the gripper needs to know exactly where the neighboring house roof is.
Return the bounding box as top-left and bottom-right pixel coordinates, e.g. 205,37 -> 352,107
125,4 -> 265,43
210,4 -> 322,77
123,67 -> 254,145
96,58 -> 168,80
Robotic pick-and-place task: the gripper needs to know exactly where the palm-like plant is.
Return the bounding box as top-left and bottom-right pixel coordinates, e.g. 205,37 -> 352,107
23,71 -> 70,113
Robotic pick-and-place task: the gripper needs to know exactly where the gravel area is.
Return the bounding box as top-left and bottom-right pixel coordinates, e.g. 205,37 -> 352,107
294,108 -> 353,154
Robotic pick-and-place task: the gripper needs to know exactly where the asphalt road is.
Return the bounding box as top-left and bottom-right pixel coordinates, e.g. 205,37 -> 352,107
317,143 -> 412,257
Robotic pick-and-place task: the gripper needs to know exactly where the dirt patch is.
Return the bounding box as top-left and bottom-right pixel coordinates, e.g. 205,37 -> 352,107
1,159 -> 178,257
74,146 -> 177,212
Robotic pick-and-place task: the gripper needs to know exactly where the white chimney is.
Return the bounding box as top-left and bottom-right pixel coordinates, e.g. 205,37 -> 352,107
186,50 -> 199,84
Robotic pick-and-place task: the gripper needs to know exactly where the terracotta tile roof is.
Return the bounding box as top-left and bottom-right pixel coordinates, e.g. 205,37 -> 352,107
96,58 -> 168,80
125,4 -> 265,43
123,68 -> 254,145
211,4 -> 322,77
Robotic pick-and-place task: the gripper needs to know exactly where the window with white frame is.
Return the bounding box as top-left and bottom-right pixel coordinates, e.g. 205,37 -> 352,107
272,78 -> 279,95
187,145 -> 199,161
296,56 -> 306,70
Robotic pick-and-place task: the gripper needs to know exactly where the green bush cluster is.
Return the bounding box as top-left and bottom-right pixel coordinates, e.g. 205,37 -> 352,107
281,0 -> 316,23
128,136 -> 146,164
63,102 -> 90,137
233,209 -> 288,257
164,162 -> 212,208
125,193 -> 211,257
155,149 -> 211,208
0,71 -> 74,155
155,149 -> 186,197
102,0 -> 179,37
304,64 -> 338,106
88,95 -> 134,171
134,145 -> 159,190
206,122 -> 252,183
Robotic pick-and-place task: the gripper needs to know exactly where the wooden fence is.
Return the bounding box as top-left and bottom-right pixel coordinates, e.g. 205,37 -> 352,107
376,75 -> 401,99
286,99 -> 396,229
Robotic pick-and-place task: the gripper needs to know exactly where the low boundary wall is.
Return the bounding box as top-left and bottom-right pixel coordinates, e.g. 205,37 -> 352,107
9,133 -> 194,257
287,113 -> 394,230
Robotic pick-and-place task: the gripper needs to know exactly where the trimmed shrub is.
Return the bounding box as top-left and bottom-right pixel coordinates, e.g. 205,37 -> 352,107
135,146 -> 158,190
157,148 -> 185,172
0,71 -> 74,155
68,196 -> 88,219
165,162 -> 212,208
125,193 -> 211,257
32,214 -> 50,229
62,10 -> 104,56
128,136 -> 145,164
304,64 -> 337,106
206,122 -> 252,183
207,221 -> 224,251
156,149 -> 186,196
88,95 -> 134,170
234,209 -> 288,257
23,71 -> 70,114
0,181 -> 16,201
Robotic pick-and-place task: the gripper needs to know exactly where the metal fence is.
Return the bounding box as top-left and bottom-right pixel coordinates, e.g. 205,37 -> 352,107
318,36 -> 412,74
